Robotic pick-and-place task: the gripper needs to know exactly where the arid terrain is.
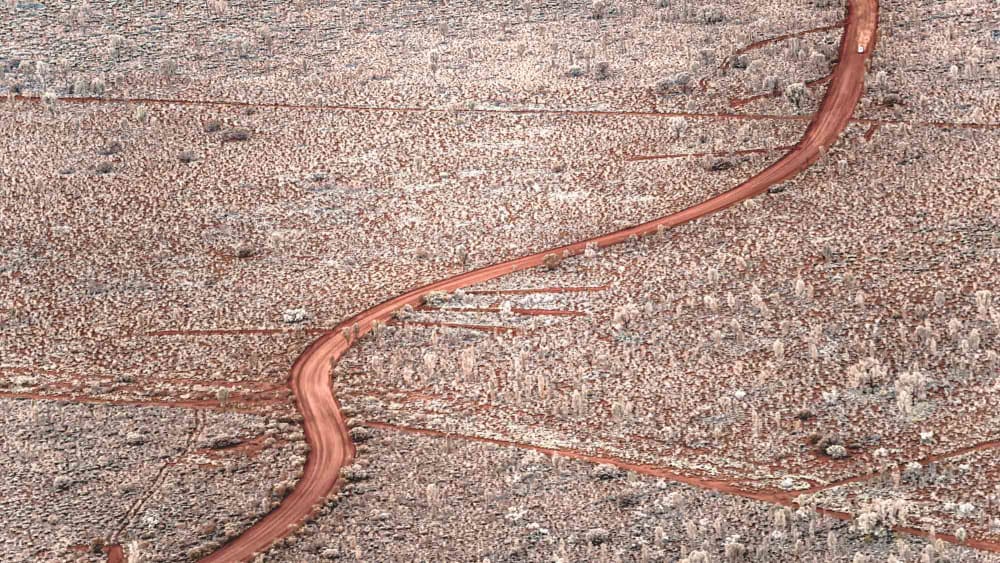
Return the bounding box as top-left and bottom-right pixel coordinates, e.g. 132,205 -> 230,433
1,0 -> 997,561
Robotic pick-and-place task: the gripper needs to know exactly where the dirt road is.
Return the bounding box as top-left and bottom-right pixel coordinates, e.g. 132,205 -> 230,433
201,1 -> 878,560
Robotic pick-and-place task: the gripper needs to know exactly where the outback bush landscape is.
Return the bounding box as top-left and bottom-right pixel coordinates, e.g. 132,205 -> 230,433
1,0 -> 997,561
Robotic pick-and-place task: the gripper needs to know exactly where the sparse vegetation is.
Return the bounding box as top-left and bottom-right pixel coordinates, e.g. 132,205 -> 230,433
0,0 -> 995,560
221,128 -> 251,142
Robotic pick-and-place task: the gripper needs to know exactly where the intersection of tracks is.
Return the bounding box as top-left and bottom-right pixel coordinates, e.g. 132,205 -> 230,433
202,1 -> 882,560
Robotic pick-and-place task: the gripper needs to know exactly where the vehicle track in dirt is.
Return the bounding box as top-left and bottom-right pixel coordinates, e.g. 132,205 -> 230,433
11,92 -> 996,130
113,410 -> 204,543
729,74 -> 833,109
626,144 -> 796,162
200,1 -> 881,560
732,22 -> 848,58
0,391 -> 253,412
10,91 -> 810,120
359,420 -> 1000,554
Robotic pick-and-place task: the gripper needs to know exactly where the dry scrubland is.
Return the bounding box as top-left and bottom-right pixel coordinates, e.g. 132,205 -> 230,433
336,119 -> 999,549
265,428 -> 995,562
807,446 -> 1000,547
0,100 -> 805,395
1,0 -> 998,560
0,398 -> 304,561
1,0 -> 844,112
854,0 -> 998,123
729,0 -> 998,121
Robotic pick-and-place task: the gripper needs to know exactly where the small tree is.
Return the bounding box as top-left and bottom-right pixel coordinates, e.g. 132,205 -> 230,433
772,339 -> 785,361
208,0 -> 228,16
594,61 -> 610,80
762,75 -> 781,94
784,82 -> 808,109
41,91 -> 57,113
668,116 -> 688,140
222,128 -> 251,142
159,59 -> 178,77
590,0 -> 607,19
701,6 -> 724,23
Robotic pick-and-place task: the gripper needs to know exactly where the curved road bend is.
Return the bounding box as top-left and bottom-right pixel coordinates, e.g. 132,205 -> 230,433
202,1 -> 878,560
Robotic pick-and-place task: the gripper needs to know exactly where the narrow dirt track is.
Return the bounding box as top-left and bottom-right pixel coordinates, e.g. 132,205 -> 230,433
359,422 -> 1000,555
12,91 -> 808,120
363,421 -> 788,504
13,93 -> 994,129
417,305 -> 588,317
464,285 -> 609,295
627,144 -> 796,162
729,74 -> 832,109
733,22 -> 847,57
201,2 -> 878,560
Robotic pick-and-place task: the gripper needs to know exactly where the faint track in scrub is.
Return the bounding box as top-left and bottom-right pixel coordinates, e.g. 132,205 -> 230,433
464,285 -> 610,295
199,1 -> 888,560
361,422 -> 1000,554
9,92 -> 998,131
729,74 -> 833,109
0,392 -> 267,413
10,92 -> 812,120
627,144 -> 796,162
363,421 -> 788,504
416,305 -> 588,317
145,328 -> 332,337
795,438 -> 1000,499
386,319 -> 526,335
113,410 -> 204,543
733,22 -> 847,57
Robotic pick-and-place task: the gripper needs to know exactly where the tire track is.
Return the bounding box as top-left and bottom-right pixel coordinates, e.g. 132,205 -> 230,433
113,410 -> 205,543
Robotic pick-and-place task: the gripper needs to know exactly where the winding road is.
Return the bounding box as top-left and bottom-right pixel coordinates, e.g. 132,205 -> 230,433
202,1 -> 879,560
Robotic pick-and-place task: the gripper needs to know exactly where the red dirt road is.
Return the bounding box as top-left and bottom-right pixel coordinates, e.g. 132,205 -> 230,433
201,1 -> 878,560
